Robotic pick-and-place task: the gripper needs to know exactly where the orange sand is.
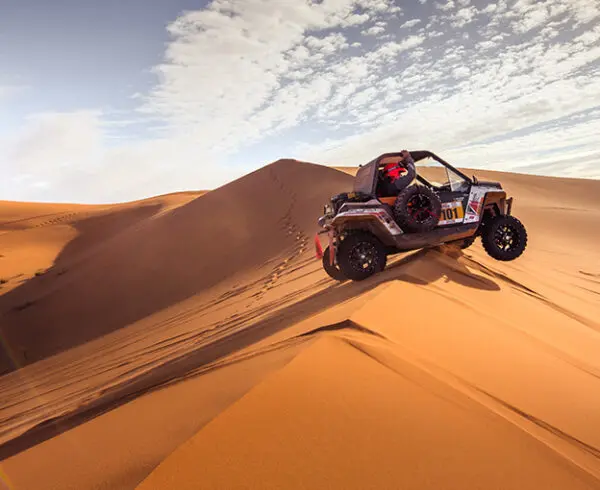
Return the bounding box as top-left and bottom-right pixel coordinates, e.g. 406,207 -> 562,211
0,159 -> 599,490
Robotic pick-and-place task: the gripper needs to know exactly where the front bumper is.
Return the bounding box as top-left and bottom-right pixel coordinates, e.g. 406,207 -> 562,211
318,205 -> 335,227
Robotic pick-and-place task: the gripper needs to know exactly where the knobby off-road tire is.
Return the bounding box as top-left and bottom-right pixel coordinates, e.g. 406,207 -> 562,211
393,185 -> 442,233
481,215 -> 527,261
337,232 -> 387,281
322,246 -> 347,281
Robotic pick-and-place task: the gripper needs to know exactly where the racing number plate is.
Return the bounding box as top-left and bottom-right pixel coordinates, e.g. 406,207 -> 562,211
438,201 -> 464,225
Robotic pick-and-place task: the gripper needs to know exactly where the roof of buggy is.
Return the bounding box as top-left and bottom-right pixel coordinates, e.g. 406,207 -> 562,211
352,150 -> 470,195
353,151 -> 433,195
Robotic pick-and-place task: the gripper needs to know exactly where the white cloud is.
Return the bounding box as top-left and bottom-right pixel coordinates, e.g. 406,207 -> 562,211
451,6 -> 478,27
478,40 -> 497,50
400,19 -> 421,29
574,23 -> 600,45
569,0 -> 600,25
382,35 -> 426,55
305,33 -> 349,54
509,0 -> 600,34
427,30 -> 445,38
436,1 -> 455,12
362,24 -> 386,36
343,13 -> 372,26
363,0 -> 402,14
453,66 -> 470,78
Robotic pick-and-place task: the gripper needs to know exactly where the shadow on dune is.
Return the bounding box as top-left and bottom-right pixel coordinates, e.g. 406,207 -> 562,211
57,204 -> 165,266
0,245 -> 501,461
0,160 -> 353,374
385,247 -> 501,292
0,204 -> 165,368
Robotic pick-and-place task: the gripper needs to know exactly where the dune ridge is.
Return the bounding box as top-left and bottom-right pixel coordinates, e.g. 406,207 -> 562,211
0,159 -> 599,489
135,332 -> 600,489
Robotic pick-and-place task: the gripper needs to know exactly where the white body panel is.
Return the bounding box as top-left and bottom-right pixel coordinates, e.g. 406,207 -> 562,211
463,186 -> 498,224
333,206 -> 404,235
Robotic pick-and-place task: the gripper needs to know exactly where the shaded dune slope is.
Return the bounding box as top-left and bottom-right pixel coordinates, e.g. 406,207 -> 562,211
0,192 -> 205,293
0,160 -> 352,372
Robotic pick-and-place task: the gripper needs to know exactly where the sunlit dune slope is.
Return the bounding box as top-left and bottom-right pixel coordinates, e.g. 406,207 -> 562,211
137,324 -> 600,489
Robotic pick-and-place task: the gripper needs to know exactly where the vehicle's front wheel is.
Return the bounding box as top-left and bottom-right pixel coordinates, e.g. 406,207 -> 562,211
337,232 -> 387,281
481,215 -> 527,261
322,246 -> 347,281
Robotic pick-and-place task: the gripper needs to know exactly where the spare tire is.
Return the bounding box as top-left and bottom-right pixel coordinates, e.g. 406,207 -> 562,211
393,184 -> 442,233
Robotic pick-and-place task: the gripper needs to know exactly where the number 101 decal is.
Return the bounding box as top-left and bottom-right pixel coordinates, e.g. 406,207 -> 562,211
438,201 -> 464,225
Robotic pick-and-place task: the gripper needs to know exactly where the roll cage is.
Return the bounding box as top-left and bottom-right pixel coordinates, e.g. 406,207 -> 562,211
353,150 -> 473,196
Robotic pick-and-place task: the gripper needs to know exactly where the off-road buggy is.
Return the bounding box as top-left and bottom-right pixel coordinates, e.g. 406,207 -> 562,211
315,150 -> 528,281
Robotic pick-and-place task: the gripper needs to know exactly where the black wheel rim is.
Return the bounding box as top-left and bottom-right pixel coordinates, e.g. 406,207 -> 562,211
348,242 -> 378,273
406,193 -> 434,223
494,223 -> 519,252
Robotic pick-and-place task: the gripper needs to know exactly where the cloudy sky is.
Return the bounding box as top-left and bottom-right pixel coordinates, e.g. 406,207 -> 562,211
1,0 -> 599,203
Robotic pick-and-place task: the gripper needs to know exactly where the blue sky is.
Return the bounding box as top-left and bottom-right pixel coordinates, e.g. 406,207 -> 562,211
1,0 -> 599,203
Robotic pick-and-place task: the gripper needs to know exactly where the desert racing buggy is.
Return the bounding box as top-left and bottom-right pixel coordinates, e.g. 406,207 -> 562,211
315,150 -> 528,281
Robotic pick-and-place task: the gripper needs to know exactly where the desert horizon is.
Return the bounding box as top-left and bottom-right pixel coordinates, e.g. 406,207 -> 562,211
3,160 -> 599,208
1,157 -> 599,489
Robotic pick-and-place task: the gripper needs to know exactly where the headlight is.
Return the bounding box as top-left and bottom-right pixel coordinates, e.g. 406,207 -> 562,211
324,203 -> 334,215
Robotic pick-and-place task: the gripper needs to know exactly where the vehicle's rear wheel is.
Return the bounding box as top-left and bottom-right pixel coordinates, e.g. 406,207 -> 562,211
481,215 -> 527,261
393,185 -> 442,233
337,232 -> 387,281
322,246 -> 347,281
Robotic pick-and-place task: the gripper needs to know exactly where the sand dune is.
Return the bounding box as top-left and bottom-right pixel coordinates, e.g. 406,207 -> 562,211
137,332 -> 599,490
0,189 -> 223,370
0,192 -> 205,295
0,159 -> 599,490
